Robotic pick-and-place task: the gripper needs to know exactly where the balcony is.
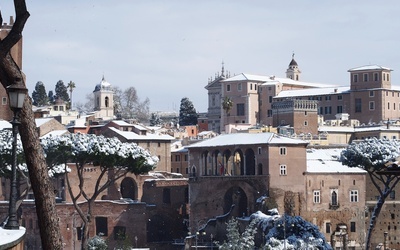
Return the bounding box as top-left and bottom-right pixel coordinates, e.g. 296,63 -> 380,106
329,203 -> 340,210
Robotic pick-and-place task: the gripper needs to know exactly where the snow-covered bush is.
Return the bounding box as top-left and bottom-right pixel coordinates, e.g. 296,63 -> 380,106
87,235 -> 108,250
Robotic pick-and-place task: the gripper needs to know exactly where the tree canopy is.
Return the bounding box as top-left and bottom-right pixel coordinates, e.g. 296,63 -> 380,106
55,80 -> 70,103
341,137 -> 400,250
32,81 -> 49,106
179,97 -> 198,126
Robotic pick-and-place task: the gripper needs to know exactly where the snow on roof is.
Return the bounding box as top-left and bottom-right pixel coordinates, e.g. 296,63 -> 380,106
133,124 -> 148,131
111,120 -> 132,126
276,86 -> 349,99
223,73 -> 334,88
108,127 -> 174,141
40,130 -> 68,139
187,133 -> 307,148
35,117 -> 53,127
348,65 -> 392,72
306,148 -> 366,174
0,120 -> 11,130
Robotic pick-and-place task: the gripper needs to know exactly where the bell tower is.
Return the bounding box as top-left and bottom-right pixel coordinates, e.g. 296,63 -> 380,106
93,76 -> 114,120
286,53 -> 301,81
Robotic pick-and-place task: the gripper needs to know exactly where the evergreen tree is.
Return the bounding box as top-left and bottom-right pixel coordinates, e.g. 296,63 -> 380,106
32,81 -> 48,106
216,218 -> 257,250
150,112 -> 163,126
48,90 -> 55,104
179,97 -> 198,126
55,80 -> 70,102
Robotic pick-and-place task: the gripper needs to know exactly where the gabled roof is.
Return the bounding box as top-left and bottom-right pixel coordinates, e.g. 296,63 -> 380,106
187,132 -> 307,148
35,118 -> 55,127
348,65 -> 392,72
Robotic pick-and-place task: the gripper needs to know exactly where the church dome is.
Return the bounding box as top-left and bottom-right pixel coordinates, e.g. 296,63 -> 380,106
94,76 -> 112,92
289,58 -> 298,67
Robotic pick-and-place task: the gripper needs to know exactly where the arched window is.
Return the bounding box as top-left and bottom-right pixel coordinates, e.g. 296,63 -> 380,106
105,96 -> 109,107
331,191 -> 338,206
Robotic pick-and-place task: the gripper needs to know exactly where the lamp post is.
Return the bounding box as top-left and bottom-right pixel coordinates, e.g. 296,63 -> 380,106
4,83 -> 27,230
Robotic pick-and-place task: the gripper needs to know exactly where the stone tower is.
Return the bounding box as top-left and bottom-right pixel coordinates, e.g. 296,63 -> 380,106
286,53 -> 301,81
93,76 -> 114,120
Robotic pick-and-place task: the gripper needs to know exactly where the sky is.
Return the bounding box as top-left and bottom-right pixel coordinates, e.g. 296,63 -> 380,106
1,1 -> 400,113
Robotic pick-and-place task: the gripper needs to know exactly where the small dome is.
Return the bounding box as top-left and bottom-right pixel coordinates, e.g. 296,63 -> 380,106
289,58 -> 298,66
94,76 -> 112,92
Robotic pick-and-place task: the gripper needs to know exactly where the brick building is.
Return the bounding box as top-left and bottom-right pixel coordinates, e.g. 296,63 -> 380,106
0,17 -> 23,121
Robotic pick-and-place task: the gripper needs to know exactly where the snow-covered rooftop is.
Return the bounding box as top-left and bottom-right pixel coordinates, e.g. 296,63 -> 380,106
40,130 -> 69,139
35,117 -> 54,127
108,127 -> 174,141
348,65 -> 392,72
306,148 -> 366,174
0,120 -> 11,130
187,133 -> 307,148
223,73 -> 334,88
276,86 -> 349,99
111,120 -> 132,126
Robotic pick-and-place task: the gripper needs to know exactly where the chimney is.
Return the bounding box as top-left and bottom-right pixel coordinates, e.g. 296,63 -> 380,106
9,16 -> 14,25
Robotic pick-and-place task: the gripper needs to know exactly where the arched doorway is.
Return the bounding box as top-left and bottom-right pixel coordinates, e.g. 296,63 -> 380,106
223,186 -> 248,217
120,177 -> 137,200
245,148 -> 255,175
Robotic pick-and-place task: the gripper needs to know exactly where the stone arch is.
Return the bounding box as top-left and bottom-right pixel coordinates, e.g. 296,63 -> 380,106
233,149 -> 244,176
245,148 -> 256,175
223,149 -> 232,175
120,177 -> 137,200
201,150 -> 209,175
223,186 -> 248,217
213,150 -> 223,175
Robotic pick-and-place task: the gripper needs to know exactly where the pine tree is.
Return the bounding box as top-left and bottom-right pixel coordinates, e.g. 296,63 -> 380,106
48,90 -> 55,104
150,112 -> 163,126
55,80 -> 70,102
179,97 -> 198,126
217,218 -> 258,250
32,81 -> 48,106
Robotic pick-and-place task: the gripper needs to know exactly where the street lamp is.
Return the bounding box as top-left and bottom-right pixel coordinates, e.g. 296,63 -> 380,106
4,83 -> 27,230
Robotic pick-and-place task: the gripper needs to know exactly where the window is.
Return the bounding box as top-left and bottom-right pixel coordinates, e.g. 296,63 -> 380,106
369,91 -> 374,97
353,74 -> 358,82
350,190 -> 359,202
105,96 -> 109,107
313,190 -> 320,203
363,73 -> 368,82
304,121 -> 308,126
374,73 -> 379,81
226,84 -> 231,92
269,96 -> 272,103
326,223 -> 331,234
350,222 -> 356,232
2,97 -> 7,105
369,101 -> 375,110
331,190 -> 338,206
114,226 -> 126,240
237,83 -> 242,91
250,84 -> 252,90
337,106 -> 343,114
388,102 -> 390,109
237,103 -> 245,116
280,165 -> 287,175
325,96 -> 331,101
184,155 -> 188,161
319,107 -> 323,114
324,106 -> 332,114
176,168 -> 180,173
267,109 -> 272,117
77,227 -> 83,240
355,98 -> 362,113
163,188 -> 171,204
258,147 -> 262,154
337,95 -> 343,100
387,73 -> 390,81
390,191 -> 396,200
175,155 -> 181,162
95,217 -> 108,236
280,147 -> 287,155
158,142 -> 161,147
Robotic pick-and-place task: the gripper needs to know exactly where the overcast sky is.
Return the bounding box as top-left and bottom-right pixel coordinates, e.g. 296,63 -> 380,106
1,1 -> 400,112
